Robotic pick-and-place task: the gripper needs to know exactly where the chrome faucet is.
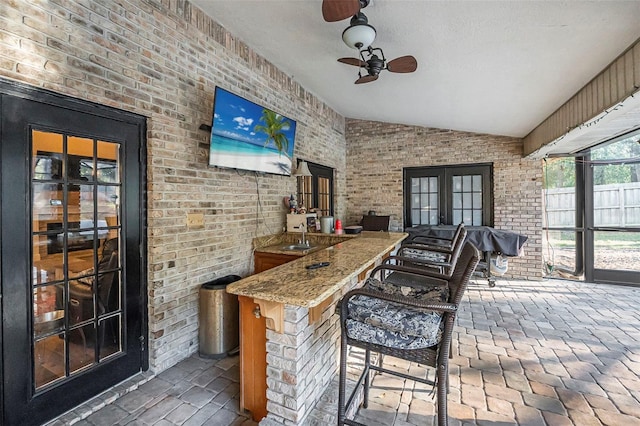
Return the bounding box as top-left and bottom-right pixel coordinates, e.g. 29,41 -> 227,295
296,223 -> 309,247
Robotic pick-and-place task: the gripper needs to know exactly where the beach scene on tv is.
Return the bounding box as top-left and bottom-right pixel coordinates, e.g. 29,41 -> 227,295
209,88 -> 296,176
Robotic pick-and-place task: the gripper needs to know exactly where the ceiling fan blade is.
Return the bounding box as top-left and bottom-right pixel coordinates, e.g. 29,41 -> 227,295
338,57 -> 367,68
322,0 -> 361,22
355,75 -> 378,84
387,56 -> 418,73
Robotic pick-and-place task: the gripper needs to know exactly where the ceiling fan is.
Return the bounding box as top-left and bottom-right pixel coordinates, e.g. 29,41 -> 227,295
338,46 -> 418,84
322,0 -> 368,23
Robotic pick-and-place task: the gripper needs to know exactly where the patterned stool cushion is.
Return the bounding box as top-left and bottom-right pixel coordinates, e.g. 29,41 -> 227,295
400,247 -> 447,263
345,278 -> 448,349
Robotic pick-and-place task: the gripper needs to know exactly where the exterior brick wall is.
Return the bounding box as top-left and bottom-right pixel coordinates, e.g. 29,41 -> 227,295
1,0 -> 346,371
344,119 -> 543,279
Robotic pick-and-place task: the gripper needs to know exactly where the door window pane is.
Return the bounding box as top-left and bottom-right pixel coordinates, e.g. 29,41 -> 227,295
453,176 -> 461,192
542,230 -> 580,277
34,333 -> 65,388
543,157 -> 577,230
594,231 -> 639,272
96,141 -> 120,184
592,161 -> 640,227
99,315 -> 122,359
69,323 -> 95,373
452,193 -> 461,209
453,210 -> 462,224
411,193 -> 420,209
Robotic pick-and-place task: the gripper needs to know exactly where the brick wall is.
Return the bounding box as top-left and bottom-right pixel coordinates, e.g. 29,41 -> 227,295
261,275 -> 365,425
344,119 -> 543,279
0,0 -> 346,371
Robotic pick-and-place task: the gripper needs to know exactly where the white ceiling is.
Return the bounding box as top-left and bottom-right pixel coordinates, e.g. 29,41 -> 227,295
192,0 -> 640,138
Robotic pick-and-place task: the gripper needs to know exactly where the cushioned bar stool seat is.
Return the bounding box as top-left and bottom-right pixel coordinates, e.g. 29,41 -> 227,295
337,242 -> 480,426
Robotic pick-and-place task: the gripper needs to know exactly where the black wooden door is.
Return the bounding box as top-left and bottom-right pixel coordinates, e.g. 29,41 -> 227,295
1,81 -> 147,425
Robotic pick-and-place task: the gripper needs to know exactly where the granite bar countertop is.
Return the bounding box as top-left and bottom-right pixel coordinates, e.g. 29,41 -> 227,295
228,231 -> 408,307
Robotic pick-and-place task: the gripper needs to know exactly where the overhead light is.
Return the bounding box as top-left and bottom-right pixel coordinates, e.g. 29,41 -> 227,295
293,160 -> 312,177
342,12 -> 376,50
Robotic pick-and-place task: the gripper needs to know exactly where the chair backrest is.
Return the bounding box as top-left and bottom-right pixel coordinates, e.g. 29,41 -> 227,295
446,226 -> 468,269
98,237 -> 118,268
362,215 -> 390,231
397,225 -> 467,276
447,242 -> 480,305
97,251 -> 119,313
410,222 -> 465,247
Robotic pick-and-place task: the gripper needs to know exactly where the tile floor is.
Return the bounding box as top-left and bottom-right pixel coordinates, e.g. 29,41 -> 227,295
46,279 -> 640,425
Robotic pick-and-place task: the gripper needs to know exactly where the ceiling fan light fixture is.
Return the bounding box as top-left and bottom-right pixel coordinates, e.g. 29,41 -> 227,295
341,13 -> 376,49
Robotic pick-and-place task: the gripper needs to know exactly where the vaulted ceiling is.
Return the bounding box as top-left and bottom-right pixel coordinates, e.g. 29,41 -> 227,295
192,1 -> 640,139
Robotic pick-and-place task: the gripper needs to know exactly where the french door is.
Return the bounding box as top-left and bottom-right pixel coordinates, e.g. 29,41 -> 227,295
1,80 -> 147,425
404,164 -> 493,227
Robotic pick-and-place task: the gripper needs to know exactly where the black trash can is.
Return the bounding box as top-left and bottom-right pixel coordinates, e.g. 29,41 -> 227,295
198,275 -> 241,358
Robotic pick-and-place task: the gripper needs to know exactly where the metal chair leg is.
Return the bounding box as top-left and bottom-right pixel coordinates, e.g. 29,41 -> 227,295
338,331 -> 349,425
363,349 -> 371,408
437,363 -> 448,426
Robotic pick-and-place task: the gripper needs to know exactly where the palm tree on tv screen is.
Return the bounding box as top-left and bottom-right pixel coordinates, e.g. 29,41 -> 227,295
254,109 -> 291,157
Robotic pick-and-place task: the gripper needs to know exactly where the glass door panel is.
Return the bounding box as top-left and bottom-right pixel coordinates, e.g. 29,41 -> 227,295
542,157 -> 584,279
410,176 -> 439,225
452,174 -> 483,226
31,130 -> 123,391
587,131 -> 640,284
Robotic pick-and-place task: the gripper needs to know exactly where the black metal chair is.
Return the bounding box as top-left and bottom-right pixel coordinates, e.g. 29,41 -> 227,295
337,242 -> 480,426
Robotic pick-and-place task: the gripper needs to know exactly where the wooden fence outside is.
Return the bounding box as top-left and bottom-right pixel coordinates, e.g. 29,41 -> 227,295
544,182 -> 640,227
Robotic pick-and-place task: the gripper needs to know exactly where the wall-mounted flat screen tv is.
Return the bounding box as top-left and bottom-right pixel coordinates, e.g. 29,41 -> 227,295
208,87 -> 297,176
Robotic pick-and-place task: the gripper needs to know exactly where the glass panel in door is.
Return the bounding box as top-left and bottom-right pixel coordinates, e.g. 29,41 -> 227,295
410,176 -> 439,225
541,156 -> 583,278
452,174 -> 483,226
31,130 -> 122,390
588,132 -> 640,284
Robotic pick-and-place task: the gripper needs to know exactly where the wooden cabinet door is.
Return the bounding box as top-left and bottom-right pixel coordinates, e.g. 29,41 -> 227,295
254,252 -> 298,273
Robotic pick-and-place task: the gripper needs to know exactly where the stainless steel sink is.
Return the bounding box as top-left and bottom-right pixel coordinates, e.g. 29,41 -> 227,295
281,244 -> 315,251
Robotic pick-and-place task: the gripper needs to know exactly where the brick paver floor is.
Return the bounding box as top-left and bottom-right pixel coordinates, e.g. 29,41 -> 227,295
46,279 -> 640,425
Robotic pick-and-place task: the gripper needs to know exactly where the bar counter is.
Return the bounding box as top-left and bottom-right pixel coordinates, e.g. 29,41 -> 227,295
227,231 -> 407,307
226,231 -> 407,424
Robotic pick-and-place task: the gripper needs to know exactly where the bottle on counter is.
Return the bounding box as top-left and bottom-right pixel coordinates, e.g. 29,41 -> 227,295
335,219 -> 343,235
